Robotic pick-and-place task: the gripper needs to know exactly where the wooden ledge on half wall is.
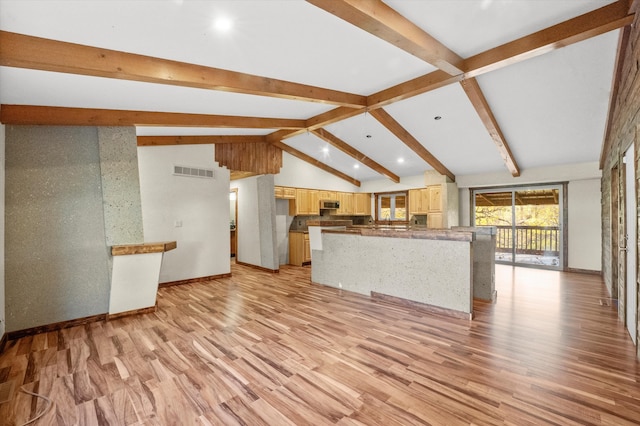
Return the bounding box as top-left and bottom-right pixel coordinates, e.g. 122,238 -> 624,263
111,241 -> 177,256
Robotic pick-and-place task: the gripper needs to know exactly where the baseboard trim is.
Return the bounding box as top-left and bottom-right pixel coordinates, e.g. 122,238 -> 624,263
566,267 -> 601,275
6,313 -> 107,341
106,305 -> 157,321
235,261 -> 279,273
159,273 -> 232,288
371,291 -> 473,320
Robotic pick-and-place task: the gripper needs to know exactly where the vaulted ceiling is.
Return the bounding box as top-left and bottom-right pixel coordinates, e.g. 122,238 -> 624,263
0,0 -> 632,186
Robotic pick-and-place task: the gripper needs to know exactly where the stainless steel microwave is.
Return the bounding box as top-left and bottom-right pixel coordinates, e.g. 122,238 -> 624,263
320,200 -> 340,209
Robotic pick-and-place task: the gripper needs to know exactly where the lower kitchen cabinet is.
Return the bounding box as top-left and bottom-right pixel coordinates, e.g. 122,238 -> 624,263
289,232 -> 311,266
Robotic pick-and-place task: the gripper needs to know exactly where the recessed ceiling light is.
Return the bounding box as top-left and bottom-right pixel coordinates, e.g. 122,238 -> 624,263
322,147 -> 329,153
434,116 -> 442,120
354,164 -> 360,169
213,16 -> 233,32
397,158 -> 405,164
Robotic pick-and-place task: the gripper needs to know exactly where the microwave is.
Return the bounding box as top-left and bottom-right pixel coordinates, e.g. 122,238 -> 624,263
320,200 -> 340,209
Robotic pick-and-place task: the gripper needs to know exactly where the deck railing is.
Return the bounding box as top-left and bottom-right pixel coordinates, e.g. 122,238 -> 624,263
495,225 -> 560,256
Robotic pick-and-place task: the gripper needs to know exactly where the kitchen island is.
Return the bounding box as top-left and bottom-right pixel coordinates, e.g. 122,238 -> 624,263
311,227 -> 475,319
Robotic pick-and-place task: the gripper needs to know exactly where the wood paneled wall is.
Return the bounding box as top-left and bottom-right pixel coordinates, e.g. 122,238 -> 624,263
600,1 -> 639,356
215,142 -> 282,174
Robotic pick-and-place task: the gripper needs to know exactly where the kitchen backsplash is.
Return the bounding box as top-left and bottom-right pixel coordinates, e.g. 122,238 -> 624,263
290,215 -> 374,231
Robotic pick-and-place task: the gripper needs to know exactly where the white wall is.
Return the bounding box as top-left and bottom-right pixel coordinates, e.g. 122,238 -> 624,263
138,145 -> 231,283
275,152 -> 361,192
234,175 -> 279,270
568,179 -> 602,271
456,162 -> 602,271
0,125 -> 5,339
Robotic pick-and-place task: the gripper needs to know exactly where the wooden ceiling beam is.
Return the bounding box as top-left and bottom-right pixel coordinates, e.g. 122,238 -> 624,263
369,108 -> 455,182
306,0 -> 464,75
367,70 -> 463,110
137,135 -> 267,146
311,128 -> 400,183
270,140 -> 361,187
269,2 -> 633,176
316,0 -> 515,176
0,105 -> 305,129
368,2 -> 633,109
460,78 -> 520,177
0,30 -> 367,108
462,1 -> 634,78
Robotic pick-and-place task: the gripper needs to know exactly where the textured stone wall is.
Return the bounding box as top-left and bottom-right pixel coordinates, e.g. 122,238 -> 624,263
5,126 -> 111,331
97,127 -> 144,246
600,2 -> 640,354
5,125 -> 146,332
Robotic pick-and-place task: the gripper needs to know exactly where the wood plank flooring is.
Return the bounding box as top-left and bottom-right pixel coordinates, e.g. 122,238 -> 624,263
1,262 -> 639,425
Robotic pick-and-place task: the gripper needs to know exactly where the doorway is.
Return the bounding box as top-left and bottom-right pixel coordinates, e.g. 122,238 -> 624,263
473,184 -> 564,270
230,188 -> 238,259
611,163 -> 619,301
623,145 -> 637,345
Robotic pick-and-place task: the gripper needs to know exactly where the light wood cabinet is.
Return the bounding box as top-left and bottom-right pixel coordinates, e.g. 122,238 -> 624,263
353,193 -> 371,215
336,192 -> 354,215
275,186 -> 296,199
283,187 -> 296,199
285,187 -> 371,216
408,188 -> 429,214
289,188 -> 319,215
427,212 -> 443,228
428,185 -> 442,212
317,190 -> 337,201
289,232 -> 311,266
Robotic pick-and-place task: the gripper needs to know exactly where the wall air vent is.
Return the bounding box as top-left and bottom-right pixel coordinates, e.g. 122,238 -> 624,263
173,165 -> 215,179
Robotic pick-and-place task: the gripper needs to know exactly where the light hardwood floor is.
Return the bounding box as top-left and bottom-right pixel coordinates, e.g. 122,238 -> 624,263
0,262 -> 639,425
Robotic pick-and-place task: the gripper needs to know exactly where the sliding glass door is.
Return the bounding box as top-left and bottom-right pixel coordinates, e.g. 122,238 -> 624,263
473,185 -> 563,269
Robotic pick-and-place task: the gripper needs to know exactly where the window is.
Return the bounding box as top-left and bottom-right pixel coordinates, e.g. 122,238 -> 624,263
376,192 -> 407,222
472,184 -> 565,270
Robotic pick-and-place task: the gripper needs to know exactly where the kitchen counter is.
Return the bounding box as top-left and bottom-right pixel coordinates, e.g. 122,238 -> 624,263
311,228 -> 474,319
324,226 -> 474,242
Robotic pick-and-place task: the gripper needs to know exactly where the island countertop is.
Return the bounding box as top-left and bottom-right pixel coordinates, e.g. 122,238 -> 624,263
311,228 -> 475,318
322,226 -> 474,242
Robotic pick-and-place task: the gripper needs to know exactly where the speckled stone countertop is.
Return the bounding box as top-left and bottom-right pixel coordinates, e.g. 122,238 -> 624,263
323,227 -> 474,242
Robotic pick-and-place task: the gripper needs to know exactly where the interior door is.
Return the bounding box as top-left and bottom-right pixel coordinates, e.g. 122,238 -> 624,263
624,144 -> 637,345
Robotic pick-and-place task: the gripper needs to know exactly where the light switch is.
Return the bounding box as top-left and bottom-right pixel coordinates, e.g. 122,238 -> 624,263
174,220 -> 183,227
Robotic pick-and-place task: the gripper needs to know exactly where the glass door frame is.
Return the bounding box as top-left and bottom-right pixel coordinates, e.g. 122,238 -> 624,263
471,183 -> 567,271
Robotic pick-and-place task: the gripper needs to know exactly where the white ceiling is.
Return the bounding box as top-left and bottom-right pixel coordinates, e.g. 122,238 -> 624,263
0,0 -> 622,184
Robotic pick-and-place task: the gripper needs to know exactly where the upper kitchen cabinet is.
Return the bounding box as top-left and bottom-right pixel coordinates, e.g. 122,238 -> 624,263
289,188 -> 319,216
275,186 -> 296,199
408,188 -> 429,215
353,193 -> 371,216
336,192 -> 354,215
423,171 -> 458,228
